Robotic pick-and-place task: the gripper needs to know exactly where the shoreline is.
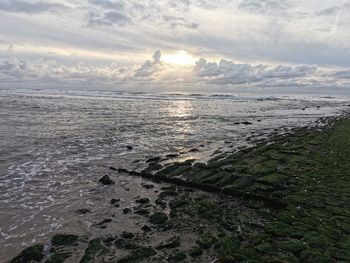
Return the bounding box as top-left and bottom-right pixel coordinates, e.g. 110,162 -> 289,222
9,112 -> 350,263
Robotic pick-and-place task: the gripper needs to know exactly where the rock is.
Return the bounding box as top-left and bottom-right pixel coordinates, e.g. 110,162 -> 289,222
156,236 -> 180,249
189,246 -> 203,257
117,247 -> 156,263
135,198 -> 150,204
189,148 -> 199,152
134,208 -> 150,215
141,184 -> 154,189
117,168 -> 128,173
159,190 -> 178,199
121,232 -> 134,239
123,208 -> 131,214
110,198 -> 120,205
109,166 -> 118,171
80,239 -> 107,263
141,225 -> 151,232
126,146 -> 133,150
166,154 -> 179,158
276,239 -> 306,254
76,208 -> 90,214
52,234 -> 78,247
241,121 -> 253,125
167,251 -> 187,262
146,156 -> 162,163
94,218 -> 112,228
234,122 -> 240,125
149,212 -> 168,225
299,249 -> 331,263
11,244 -> 44,263
98,175 -> 115,185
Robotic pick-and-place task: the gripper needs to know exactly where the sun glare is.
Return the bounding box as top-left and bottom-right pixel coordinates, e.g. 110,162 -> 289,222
162,50 -> 196,66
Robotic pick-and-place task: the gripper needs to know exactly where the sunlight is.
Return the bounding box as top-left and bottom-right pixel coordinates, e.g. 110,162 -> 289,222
162,50 -> 196,66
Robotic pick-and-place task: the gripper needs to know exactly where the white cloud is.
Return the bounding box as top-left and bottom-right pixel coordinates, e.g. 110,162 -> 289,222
1,51 -> 349,93
0,0 -> 65,14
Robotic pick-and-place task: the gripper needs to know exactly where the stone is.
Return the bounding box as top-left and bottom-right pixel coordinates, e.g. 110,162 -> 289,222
117,247 -> 156,263
141,184 -> 154,189
51,234 -> 78,246
166,154 -> 179,158
76,209 -> 90,214
156,236 -> 180,249
121,232 -> 134,239
149,212 -> 168,225
11,244 -> 44,263
167,251 -> 187,262
189,246 -> 203,257
110,198 -> 120,205
241,121 -> 253,125
146,156 -> 162,163
189,148 -> 199,152
276,239 -> 306,254
123,208 -> 131,214
98,175 -> 115,185
80,239 -> 107,263
135,198 -> 150,204
141,225 -> 152,232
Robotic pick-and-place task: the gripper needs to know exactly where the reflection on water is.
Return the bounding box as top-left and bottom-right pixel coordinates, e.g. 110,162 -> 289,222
166,100 -> 195,139
0,89 -> 348,262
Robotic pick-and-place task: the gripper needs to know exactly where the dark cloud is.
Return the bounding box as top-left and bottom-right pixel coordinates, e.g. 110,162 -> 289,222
163,15 -> 199,29
87,10 -> 129,27
0,0 -> 65,14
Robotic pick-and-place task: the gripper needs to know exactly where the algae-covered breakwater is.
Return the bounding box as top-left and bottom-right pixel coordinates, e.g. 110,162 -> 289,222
11,115 -> 350,263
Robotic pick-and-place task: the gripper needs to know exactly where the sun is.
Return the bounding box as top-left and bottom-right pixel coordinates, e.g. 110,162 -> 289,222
162,50 -> 196,66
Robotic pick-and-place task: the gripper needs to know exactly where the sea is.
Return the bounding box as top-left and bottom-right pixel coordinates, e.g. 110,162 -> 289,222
0,88 -> 349,262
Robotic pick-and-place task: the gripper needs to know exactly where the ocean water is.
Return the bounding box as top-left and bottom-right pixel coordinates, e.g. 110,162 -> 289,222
0,88 -> 349,262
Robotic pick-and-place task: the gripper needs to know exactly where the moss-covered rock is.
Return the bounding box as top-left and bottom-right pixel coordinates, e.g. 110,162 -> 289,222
52,234 -> 78,247
11,244 -> 44,263
189,246 -> 203,257
156,236 -> 180,249
167,251 -> 187,262
117,247 -> 156,263
276,239 -> 306,254
149,212 -> 168,225
80,239 -> 108,263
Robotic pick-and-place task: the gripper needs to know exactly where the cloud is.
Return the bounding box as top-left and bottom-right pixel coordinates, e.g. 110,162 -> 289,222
163,15 -> 199,29
88,0 -> 124,10
0,51 -> 349,92
316,3 -> 350,16
87,10 -> 129,27
134,50 -> 163,78
193,57 -> 318,85
238,0 -> 289,15
0,0 -> 65,14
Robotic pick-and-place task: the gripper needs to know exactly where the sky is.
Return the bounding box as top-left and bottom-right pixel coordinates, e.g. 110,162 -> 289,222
0,0 -> 350,94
